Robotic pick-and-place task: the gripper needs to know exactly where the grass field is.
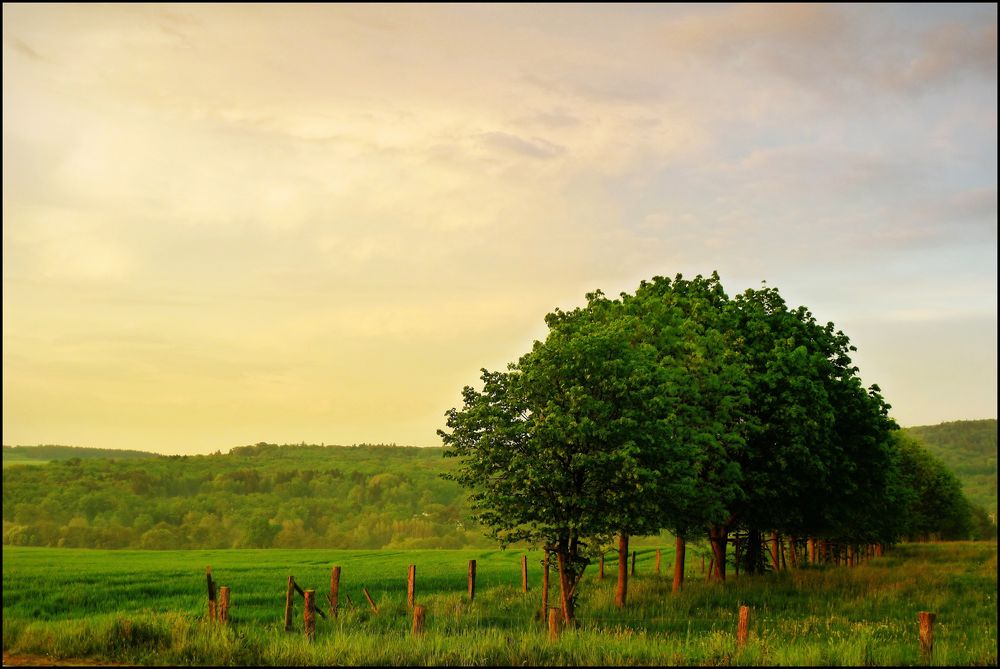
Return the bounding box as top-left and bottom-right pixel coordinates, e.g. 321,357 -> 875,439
2,542 -> 996,665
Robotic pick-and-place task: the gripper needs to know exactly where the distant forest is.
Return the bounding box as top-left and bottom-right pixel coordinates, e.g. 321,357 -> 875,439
3,419 -> 996,550
902,419 -> 997,511
3,443 -> 485,550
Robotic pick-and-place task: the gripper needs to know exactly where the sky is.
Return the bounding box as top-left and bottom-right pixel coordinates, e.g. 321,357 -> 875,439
3,4 -> 996,455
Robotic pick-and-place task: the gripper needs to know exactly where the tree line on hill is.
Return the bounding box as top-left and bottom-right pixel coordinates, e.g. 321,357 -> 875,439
2,443 -> 487,550
439,272 -> 994,624
1,435 -> 988,558
902,419 -> 997,512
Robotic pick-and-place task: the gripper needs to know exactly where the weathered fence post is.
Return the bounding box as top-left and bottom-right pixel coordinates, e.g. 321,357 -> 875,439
218,586 -> 230,624
521,555 -> 528,593
412,604 -> 426,635
468,560 -> 476,601
655,549 -> 661,575
737,605 -> 750,647
303,590 -> 315,641
284,576 -> 295,631
599,554 -> 605,580
206,566 -> 217,622
407,564 -> 416,608
330,566 -> 341,618
631,550 -> 637,576
548,607 -> 561,642
919,611 -> 936,662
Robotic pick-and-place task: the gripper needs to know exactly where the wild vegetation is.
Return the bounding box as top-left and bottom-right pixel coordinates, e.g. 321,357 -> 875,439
3,542 -> 995,665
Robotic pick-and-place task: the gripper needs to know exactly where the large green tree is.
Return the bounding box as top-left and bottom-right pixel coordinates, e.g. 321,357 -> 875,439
440,300 -> 701,622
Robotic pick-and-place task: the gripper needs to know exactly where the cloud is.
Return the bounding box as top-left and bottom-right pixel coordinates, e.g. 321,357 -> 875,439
5,35 -> 46,61
656,4 -> 997,98
891,22 -> 997,92
478,131 -> 566,160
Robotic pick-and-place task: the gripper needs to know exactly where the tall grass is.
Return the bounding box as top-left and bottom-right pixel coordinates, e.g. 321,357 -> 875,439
3,542 -> 996,665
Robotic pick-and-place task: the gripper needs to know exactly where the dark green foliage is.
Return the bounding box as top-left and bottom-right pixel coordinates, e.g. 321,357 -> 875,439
893,433 -> 975,540
3,443 -> 482,550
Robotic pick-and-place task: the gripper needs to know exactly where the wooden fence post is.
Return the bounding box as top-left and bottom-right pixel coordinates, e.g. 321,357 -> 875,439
362,587 -> 379,613
304,590 -> 315,641
548,607 -> 561,642
206,566 -> 217,622
521,555 -> 528,593
468,560 -> 476,601
737,605 -> 750,647
631,550 -> 637,576
599,554 -> 605,580
919,611 -> 936,662
330,566 -> 341,618
218,586 -> 230,624
284,576 -> 295,631
655,549 -> 661,575
412,605 -> 426,635
407,564 -> 416,609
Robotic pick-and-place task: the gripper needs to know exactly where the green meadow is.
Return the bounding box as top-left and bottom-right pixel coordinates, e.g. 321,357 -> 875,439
2,542 -> 996,665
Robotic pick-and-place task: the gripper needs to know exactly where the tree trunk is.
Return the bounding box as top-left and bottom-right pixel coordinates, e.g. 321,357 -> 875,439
556,546 -> 573,625
615,533 -> 629,609
708,525 -> 727,581
541,552 -> 549,621
789,536 -> 798,568
554,536 -> 586,625
734,533 -> 741,577
743,528 -> 765,575
672,535 -> 685,593
770,531 -> 780,571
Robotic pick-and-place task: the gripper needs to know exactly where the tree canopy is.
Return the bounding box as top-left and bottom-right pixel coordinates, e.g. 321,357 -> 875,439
440,272 -> 982,620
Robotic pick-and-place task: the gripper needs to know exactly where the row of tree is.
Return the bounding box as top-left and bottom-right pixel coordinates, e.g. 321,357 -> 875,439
439,272 -> 977,624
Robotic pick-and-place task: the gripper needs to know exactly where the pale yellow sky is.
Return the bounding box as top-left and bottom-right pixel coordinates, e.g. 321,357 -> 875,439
3,4 -> 997,454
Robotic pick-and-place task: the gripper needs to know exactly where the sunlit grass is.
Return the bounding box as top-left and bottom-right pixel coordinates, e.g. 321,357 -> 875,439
3,542 -> 996,665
